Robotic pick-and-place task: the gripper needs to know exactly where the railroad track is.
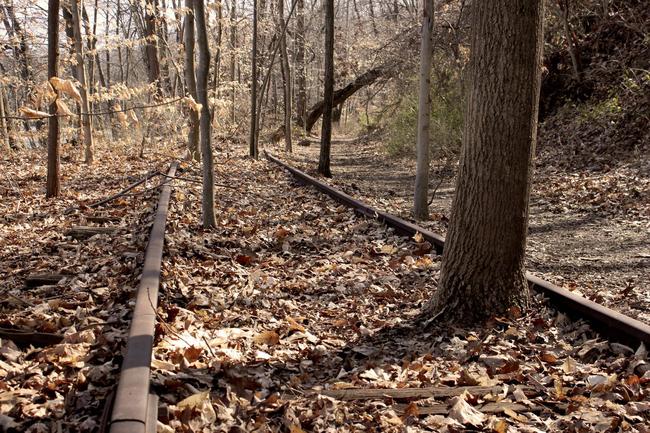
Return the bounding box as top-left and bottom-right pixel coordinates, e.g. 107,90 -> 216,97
265,151 -> 650,348
102,153 -> 647,432
107,162 -> 177,433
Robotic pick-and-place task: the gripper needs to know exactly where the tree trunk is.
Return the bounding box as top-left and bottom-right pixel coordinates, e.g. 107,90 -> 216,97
184,0 -> 200,161
47,0 -> 61,198
559,0 -> 581,81
303,66 -> 387,133
145,0 -> 163,96
249,0 -> 259,158
431,0 -> 544,322
71,0 -> 94,164
413,0 -> 434,220
229,0 -> 237,124
295,0 -> 306,129
193,0 -> 217,228
0,84 -> 9,151
318,0 -> 334,177
276,0 -> 292,152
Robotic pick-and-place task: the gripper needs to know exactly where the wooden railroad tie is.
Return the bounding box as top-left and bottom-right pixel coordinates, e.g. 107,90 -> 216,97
65,225 -> 119,240
25,273 -> 66,288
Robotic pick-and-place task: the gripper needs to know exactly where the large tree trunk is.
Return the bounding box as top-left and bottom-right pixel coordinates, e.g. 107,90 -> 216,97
249,0 -> 259,158
71,0 -> 94,164
431,0 -> 544,322
413,0 -> 434,220
184,0 -> 200,161
47,0 -> 61,198
193,0 -> 216,228
295,0 -> 306,129
276,0 -> 292,152
303,66 -> 387,133
318,0 -> 334,177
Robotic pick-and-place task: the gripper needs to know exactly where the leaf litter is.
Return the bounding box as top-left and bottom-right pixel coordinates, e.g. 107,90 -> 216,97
151,149 -> 648,432
0,148 -> 171,431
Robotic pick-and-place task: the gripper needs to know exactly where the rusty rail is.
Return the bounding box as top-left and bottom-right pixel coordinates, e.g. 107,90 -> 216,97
109,162 -> 178,433
265,151 -> 650,347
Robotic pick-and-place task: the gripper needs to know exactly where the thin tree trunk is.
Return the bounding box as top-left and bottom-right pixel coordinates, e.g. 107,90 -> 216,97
560,0 -> 581,81
229,0 -> 237,124
295,0 -> 306,130
250,0 -> 259,158
413,0 -> 434,220
47,0 -> 61,198
184,0 -> 200,161
276,0 -> 292,151
0,84 -> 9,151
71,0 -> 94,164
194,0 -> 217,228
318,0 -> 334,177
431,0 -> 544,322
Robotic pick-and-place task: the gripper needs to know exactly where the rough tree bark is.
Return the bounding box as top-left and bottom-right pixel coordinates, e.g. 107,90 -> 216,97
318,0 -> 334,177
71,0 -> 94,164
47,0 -> 61,198
249,0 -> 259,158
184,0 -> 200,161
430,0 -> 544,322
276,0 -> 292,152
413,0 -> 434,220
193,0 -> 216,228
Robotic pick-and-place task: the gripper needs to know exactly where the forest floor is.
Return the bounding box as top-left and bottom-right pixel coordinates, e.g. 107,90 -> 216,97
1,142 -> 649,432
277,135 -> 650,326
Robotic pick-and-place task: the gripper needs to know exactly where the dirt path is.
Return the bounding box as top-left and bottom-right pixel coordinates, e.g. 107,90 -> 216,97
276,137 -> 650,324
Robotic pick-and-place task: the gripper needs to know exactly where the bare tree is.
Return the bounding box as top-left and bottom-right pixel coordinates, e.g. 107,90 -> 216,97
295,0 -> 306,129
318,0 -> 334,177
184,0 -> 200,161
276,0 -> 292,152
193,0 -> 217,228
47,0 -> 61,198
431,0 -> 545,321
71,0 -> 94,163
144,0 -> 163,95
250,0 -> 259,158
229,0 -> 237,124
413,0 -> 434,220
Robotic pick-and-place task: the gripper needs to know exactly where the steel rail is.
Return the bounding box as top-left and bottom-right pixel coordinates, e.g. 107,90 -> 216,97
266,151 -> 650,347
108,161 -> 178,433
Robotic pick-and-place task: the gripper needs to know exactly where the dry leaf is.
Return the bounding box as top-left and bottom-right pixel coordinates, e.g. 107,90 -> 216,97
19,107 -> 50,119
56,99 -> 74,116
254,330 -> 280,346
448,395 -> 486,426
183,95 -> 203,112
49,77 -> 82,102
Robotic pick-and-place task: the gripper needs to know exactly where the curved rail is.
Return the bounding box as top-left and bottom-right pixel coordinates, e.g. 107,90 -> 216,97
265,151 -> 650,347
109,161 -> 178,433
